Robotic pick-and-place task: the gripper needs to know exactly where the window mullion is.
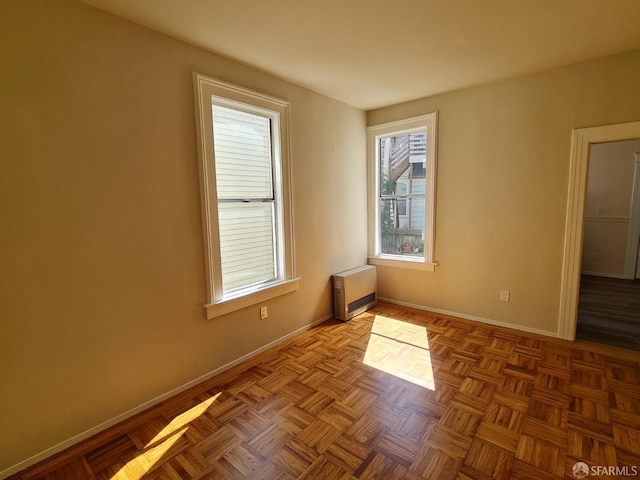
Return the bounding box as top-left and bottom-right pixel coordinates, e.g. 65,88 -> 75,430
218,198 -> 274,203
379,194 -> 426,200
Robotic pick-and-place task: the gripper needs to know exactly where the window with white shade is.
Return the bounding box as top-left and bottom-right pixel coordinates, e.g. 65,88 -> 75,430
193,74 -> 298,319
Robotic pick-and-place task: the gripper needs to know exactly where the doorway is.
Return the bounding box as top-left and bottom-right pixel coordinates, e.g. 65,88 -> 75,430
576,139 -> 640,350
558,121 -> 640,343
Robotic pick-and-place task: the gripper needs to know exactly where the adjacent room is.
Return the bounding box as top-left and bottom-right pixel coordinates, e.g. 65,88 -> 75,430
577,138 -> 640,350
2,0 -> 640,478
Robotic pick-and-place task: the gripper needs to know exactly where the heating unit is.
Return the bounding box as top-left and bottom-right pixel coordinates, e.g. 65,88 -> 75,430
332,265 -> 377,321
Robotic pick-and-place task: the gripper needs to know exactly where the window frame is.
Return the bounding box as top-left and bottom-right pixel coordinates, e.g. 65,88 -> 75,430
193,73 -> 298,319
367,113 -> 438,271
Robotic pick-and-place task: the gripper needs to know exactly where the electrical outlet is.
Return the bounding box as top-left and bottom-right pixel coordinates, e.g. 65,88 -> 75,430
260,306 -> 268,320
500,290 -> 510,302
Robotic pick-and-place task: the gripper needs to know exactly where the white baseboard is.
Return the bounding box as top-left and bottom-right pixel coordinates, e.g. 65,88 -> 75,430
0,314 -> 333,480
378,297 -> 560,338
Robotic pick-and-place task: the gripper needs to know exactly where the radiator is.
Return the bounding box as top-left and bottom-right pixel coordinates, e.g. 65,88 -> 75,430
332,265 -> 377,321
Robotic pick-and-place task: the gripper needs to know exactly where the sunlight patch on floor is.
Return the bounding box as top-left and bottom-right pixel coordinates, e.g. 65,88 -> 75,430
114,426 -> 189,479
364,315 -> 435,390
112,392 -> 221,479
147,392 -> 220,447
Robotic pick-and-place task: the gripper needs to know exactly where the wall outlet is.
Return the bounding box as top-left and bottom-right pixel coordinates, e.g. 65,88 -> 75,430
260,306 -> 268,320
500,290 -> 510,302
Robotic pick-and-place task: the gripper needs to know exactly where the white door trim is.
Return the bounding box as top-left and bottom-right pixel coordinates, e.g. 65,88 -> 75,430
624,153 -> 640,279
558,121 -> 640,340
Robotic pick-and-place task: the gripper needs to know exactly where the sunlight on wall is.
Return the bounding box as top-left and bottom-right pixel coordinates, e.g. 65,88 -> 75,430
364,315 -> 435,390
112,392 -> 221,479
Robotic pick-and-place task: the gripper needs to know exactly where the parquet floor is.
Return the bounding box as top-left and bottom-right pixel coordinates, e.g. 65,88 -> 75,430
10,303 -> 640,479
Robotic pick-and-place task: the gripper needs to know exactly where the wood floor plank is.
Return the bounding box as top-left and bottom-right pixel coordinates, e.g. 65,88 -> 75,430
462,437 -> 513,480
475,421 -> 520,453
9,303 -> 640,479
270,438 -> 318,478
324,434 -> 370,473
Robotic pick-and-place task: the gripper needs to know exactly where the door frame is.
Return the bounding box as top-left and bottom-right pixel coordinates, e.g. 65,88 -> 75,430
558,121 -> 640,340
625,152 -> 640,279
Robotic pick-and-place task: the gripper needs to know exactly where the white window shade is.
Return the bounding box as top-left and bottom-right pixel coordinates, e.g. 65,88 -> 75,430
218,202 -> 276,293
212,105 -> 277,295
213,105 -> 273,200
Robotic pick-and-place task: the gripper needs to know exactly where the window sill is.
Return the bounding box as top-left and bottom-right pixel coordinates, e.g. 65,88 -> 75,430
204,278 -> 300,319
368,256 -> 437,272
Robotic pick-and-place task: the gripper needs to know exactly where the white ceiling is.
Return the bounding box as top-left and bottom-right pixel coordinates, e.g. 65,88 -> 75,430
79,0 -> 640,110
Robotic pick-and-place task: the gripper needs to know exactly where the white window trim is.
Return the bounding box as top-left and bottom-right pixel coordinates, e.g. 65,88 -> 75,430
193,73 -> 298,319
367,113 -> 438,271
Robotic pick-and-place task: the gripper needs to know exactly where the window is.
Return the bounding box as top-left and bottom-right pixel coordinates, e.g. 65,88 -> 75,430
193,73 -> 298,318
367,113 -> 438,271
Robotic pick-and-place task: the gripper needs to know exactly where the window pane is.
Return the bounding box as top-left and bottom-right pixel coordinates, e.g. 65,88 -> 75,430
396,183 -> 407,215
218,202 -> 276,293
379,197 -> 425,257
377,128 -> 427,258
379,131 -> 427,197
379,135 -> 407,195
213,105 -> 273,199
411,161 -> 426,179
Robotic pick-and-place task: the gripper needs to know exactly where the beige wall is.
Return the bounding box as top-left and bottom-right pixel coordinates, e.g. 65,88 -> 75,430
582,139 -> 640,276
368,49 -> 640,334
3,0 -> 640,474
0,0 -> 366,473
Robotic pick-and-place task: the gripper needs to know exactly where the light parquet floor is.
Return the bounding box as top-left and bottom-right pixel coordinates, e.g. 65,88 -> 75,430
10,303 -> 640,480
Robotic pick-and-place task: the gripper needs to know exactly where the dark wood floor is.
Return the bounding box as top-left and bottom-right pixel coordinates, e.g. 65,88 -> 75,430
577,275 -> 640,351
9,303 -> 640,479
